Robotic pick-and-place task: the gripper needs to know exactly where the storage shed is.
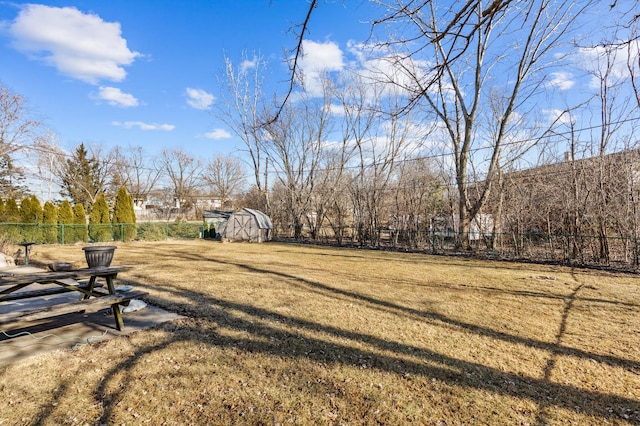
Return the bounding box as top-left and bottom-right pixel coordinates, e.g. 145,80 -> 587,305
202,210 -> 233,238
204,208 -> 272,242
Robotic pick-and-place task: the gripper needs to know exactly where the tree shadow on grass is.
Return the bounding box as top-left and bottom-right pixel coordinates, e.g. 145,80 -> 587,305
28,246 -> 639,425
197,255 -> 639,373
75,271 -> 640,425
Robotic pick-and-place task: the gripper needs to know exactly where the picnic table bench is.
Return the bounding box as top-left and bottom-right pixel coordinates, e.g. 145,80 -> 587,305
0,266 -> 147,331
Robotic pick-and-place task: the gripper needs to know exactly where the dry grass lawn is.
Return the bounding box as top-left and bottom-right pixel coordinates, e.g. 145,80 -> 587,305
1,240 -> 639,425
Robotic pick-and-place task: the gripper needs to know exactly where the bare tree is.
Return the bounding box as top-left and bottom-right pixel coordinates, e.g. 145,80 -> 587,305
346,76 -> 420,246
0,82 -> 45,197
202,154 -> 246,208
370,0 -> 594,249
263,83 -> 334,239
0,82 -> 43,158
160,148 -> 202,213
87,143 -> 117,197
33,131 -> 65,201
587,41 -> 636,263
110,145 -> 163,208
391,157 -> 446,248
215,53 -> 271,212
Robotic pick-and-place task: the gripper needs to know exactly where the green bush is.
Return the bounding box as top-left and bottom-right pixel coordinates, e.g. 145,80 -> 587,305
73,203 -> 88,243
167,222 -> 201,239
113,186 -> 137,241
58,200 -> 74,244
0,224 -> 21,243
42,201 -> 59,244
2,198 -> 20,222
136,222 -> 167,241
89,193 -> 112,242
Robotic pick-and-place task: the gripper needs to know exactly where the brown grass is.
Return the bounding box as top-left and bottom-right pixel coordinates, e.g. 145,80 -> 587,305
1,240 -> 639,425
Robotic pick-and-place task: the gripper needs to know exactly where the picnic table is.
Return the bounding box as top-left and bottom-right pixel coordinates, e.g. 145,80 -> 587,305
0,266 -> 147,331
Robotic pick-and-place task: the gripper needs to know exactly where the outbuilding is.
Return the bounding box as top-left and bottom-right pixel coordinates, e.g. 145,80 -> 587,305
203,208 -> 272,242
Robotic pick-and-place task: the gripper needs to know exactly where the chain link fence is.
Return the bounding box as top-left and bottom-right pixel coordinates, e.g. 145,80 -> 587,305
274,225 -> 640,271
3,221 -> 638,271
0,222 -> 204,245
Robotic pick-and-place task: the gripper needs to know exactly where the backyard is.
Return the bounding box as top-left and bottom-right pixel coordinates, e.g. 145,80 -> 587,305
0,240 -> 638,425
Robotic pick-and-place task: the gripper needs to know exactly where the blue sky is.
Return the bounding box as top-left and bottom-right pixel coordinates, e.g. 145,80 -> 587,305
1,0 -> 638,201
0,0 -> 376,158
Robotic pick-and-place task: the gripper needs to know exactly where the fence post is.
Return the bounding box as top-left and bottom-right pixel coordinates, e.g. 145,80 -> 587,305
431,229 -> 436,254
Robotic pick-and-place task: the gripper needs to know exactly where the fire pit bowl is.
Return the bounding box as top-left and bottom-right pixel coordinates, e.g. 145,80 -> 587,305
82,246 -> 116,268
48,261 -> 75,272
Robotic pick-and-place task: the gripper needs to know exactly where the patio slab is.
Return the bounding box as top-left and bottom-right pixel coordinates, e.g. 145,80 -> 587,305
0,291 -> 180,366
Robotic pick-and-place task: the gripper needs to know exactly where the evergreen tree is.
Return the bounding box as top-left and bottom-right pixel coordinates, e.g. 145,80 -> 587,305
19,195 -> 42,242
3,198 -> 20,222
42,201 -> 59,244
113,186 -> 137,241
1,197 -> 20,241
89,192 -> 112,242
73,203 -> 88,243
20,195 -> 43,222
58,200 -> 74,244
60,143 -> 102,211
0,154 -> 29,200
19,196 -> 32,223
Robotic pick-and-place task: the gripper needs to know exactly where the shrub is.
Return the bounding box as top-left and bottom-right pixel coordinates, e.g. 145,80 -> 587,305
167,221 -> 201,239
113,186 -> 136,241
89,193 -> 112,242
42,201 -> 59,244
58,200 -> 74,244
136,222 -> 167,241
73,203 -> 88,243
3,198 -> 20,222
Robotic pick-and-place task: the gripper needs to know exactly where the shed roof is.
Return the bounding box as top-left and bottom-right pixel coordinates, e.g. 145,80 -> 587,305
240,208 -> 272,229
203,209 -> 233,220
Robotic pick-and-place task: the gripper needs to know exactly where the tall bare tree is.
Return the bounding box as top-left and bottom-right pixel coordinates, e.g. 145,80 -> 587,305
160,148 -> 202,212
110,145 -> 163,208
202,154 -> 246,208
370,0 -> 594,249
391,157 -> 446,248
263,80 -> 334,239
0,82 -> 43,158
0,82 -> 45,197
215,53 -> 271,212
585,40 -> 636,263
33,131 -> 65,201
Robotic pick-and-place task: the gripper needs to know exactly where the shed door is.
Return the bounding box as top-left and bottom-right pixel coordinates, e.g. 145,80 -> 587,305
233,214 -> 252,240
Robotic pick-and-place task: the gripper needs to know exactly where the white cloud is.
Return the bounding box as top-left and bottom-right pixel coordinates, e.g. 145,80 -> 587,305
185,88 -> 214,110
204,129 -> 231,139
240,57 -> 257,72
297,40 -> 344,96
7,4 -> 139,84
543,108 -> 575,125
96,86 -> 138,107
548,71 -> 574,91
300,40 -> 344,73
578,42 -> 640,89
325,103 -> 346,116
112,121 -> 175,131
